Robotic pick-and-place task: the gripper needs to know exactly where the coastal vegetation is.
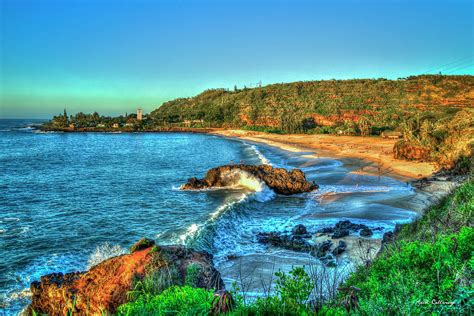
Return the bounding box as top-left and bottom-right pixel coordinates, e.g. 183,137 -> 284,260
115,180 -> 473,315
44,75 -> 473,169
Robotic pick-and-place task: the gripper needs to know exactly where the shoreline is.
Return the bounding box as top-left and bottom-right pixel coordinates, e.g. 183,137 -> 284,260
210,129 -> 437,181
210,129 -> 463,216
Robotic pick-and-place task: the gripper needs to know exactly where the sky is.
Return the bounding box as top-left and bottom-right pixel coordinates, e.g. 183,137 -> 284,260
0,0 -> 473,118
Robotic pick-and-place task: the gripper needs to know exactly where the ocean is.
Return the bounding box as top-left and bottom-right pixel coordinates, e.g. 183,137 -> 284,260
0,119 -> 417,314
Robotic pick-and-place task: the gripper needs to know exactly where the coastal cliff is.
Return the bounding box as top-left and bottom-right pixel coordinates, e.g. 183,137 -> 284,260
181,164 -> 318,195
28,239 -> 223,315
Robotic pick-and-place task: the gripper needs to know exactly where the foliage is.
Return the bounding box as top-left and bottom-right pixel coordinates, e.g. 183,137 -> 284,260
342,227 -> 473,314
399,180 -> 473,241
127,266 -> 180,302
117,285 -> 215,316
184,263 -> 202,287
242,267 -> 313,315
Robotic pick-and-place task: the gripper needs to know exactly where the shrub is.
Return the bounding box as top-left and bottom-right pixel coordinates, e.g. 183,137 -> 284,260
244,267 -> 313,315
344,227 -> 473,314
127,266 -> 180,301
118,286 -> 215,316
184,263 -> 202,287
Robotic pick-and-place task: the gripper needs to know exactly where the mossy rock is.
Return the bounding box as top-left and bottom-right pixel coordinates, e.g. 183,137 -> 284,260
130,238 -> 155,253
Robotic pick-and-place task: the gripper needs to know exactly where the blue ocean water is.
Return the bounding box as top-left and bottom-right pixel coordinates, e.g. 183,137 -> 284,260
0,119 -> 417,314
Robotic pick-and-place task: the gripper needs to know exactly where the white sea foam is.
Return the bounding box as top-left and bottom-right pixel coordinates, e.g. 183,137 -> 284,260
87,242 -> 126,268
210,194 -> 248,220
179,223 -> 200,244
3,217 -> 20,222
249,144 -> 272,165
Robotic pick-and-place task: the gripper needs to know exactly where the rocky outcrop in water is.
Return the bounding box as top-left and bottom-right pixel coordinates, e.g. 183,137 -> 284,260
317,220 -> 376,239
257,222 -> 382,266
28,240 -> 223,315
256,225 -> 349,267
181,164 -> 318,195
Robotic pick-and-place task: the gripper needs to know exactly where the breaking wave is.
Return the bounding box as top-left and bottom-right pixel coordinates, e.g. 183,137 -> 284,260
249,144 -> 272,165
87,242 -> 127,269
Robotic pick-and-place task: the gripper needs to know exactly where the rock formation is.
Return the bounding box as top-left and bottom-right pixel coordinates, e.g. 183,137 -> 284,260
317,220 -> 375,239
28,240 -> 223,315
393,141 -> 430,161
181,164 -> 318,195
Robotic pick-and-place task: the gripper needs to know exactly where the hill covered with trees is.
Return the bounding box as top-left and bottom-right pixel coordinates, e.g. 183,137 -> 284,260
151,75 -> 473,132
151,75 -> 473,169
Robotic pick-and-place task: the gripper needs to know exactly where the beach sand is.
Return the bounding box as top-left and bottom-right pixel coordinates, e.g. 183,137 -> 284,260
211,129 -> 437,181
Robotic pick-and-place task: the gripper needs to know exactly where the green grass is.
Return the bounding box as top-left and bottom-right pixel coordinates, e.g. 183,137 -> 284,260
117,286 -> 215,316
333,180 -> 474,314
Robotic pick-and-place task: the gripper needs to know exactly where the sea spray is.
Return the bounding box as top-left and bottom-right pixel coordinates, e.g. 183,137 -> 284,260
179,223 -> 200,244
87,242 -> 126,268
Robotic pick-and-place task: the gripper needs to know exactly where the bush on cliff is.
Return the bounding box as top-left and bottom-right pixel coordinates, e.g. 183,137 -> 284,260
340,227 -> 473,314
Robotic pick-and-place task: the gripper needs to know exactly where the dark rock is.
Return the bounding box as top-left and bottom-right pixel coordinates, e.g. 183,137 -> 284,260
335,220 -> 368,231
257,232 -> 311,252
382,231 -> 395,244
394,223 -> 403,234
317,227 -> 334,234
331,229 -> 349,239
129,237 -> 155,253
332,240 -> 347,256
292,224 -> 308,236
360,228 -> 373,237
311,240 -> 333,258
319,240 -> 333,252
184,177 -> 209,189
181,164 -> 318,195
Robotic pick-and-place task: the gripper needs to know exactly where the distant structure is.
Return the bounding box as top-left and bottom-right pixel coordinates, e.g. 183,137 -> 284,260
137,108 -> 143,121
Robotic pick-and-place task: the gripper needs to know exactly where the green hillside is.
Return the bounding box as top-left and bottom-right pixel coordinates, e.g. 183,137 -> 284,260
151,75 -> 473,133
151,75 -> 473,168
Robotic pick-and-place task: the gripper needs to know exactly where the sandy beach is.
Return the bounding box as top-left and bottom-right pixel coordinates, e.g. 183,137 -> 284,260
211,129 -> 437,181
211,129 -> 464,216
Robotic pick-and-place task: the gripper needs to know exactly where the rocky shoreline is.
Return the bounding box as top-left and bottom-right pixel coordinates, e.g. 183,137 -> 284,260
28,239 -> 223,315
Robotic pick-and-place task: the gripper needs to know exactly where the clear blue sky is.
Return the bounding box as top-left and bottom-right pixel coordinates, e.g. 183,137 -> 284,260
0,0 -> 473,118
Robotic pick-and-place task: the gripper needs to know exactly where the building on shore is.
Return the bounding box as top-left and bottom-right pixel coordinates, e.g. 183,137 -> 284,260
137,109 -> 143,121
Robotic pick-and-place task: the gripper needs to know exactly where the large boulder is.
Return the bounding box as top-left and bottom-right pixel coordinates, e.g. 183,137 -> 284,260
181,164 -> 318,195
28,241 -> 223,315
393,141 -> 430,161
292,224 -> 309,236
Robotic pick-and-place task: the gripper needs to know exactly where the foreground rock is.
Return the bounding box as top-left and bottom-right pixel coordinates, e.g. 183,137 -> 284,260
257,225 -> 348,267
29,240 -> 223,315
181,164 -> 318,195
